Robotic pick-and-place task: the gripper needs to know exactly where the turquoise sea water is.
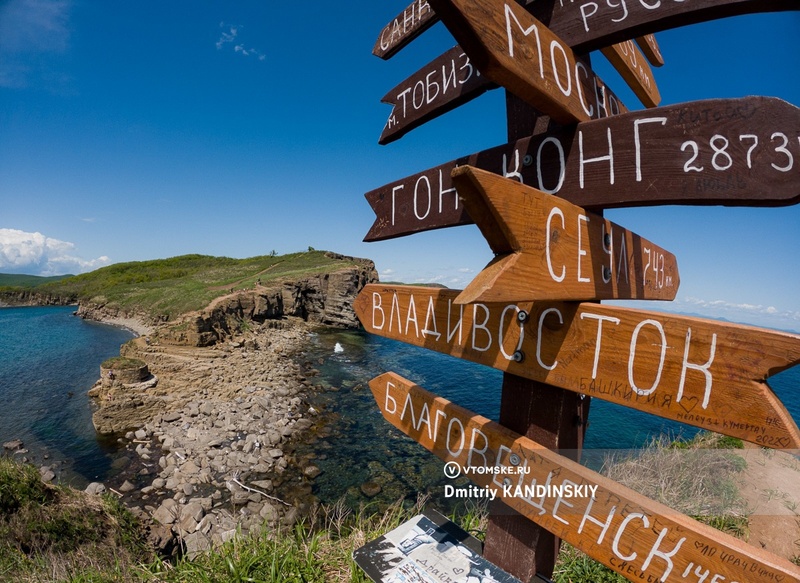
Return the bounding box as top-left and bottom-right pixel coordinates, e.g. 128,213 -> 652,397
0,305 -> 134,487
1,306 -> 797,506
297,328 -> 800,507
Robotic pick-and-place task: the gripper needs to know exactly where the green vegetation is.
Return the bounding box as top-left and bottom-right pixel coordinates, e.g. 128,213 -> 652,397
0,457 -> 150,582
0,273 -> 73,290
0,430 -> 758,583
100,357 -> 146,370
3,251 -> 362,321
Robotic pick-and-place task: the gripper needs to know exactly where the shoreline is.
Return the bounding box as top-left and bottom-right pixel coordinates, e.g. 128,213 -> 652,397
83,314 -> 331,551
89,313 -> 154,337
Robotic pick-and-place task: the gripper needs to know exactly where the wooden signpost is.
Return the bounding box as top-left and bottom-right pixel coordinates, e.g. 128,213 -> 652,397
368,373 -> 800,583
379,45 -> 497,146
600,41 -> 660,108
359,2 -> 800,581
355,284 -> 800,449
375,0 -> 799,144
450,165 -> 680,303
385,0 -> 630,139
366,96 -> 800,241
373,0 -> 797,61
636,34 -> 665,67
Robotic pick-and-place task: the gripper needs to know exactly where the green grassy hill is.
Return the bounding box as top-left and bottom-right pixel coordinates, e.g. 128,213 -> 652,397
0,273 -> 74,288
6,251 -> 364,321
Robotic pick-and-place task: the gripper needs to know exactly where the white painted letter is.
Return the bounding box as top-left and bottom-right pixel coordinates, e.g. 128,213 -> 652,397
579,128 -> 614,188
612,512 -> 649,562
628,319 -> 667,396
641,528 -> 685,582
678,329 -> 717,410
537,308 -> 563,371
580,312 -> 621,379
546,207 -> 566,282
472,304 -> 492,352
634,117 -> 667,182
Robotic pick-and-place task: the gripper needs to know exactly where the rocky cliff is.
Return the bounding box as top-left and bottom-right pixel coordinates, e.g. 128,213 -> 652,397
0,290 -> 77,307
158,258 -> 378,346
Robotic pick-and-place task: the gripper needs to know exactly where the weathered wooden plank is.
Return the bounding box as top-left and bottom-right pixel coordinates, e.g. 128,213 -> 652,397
365,97 -> 800,241
451,166 -> 679,303
355,284 -> 800,449
374,0 -> 797,140
373,0 -> 435,60
636,34 -> 664,67
379,46 -> 497,146
378,34 -> 630,144
600,40 -> 661,108
417,0 -> 624,124
369,372 -> 800,583
535,0 -> 799,55
374,0 -> 796,61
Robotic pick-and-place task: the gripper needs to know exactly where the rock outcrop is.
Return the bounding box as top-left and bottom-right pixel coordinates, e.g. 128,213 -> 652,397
160,257 -> 377,347
0,290 -> 77,307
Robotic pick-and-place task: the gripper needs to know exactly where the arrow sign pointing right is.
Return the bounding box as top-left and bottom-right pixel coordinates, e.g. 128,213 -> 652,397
365,97 -> 800,242
451,166 -> 679,304
373,0 -> 797,61
425,0 -> 627,124
355,284 -> 800,449
369,373 -> 800,583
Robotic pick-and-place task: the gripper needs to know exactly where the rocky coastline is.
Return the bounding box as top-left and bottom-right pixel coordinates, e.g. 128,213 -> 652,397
2,258 -> 379,557
85,319 -> 330,556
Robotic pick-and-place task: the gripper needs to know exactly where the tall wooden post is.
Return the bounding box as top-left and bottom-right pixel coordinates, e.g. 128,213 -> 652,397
481,91 -> 591,581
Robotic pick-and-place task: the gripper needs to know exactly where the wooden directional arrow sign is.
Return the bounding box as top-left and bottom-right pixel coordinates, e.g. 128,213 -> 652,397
600,40 -> 660,108
379,46 -> 498,146
378,36 -> 659,144
365,97 -> 800,242
374,0 -> 799,143
378,37 -> 630,145
636,34 -> 664,68
373,0 -> 435,60
374,0 -> 796,61
425,0 -> 626,125
355,285 -> 800,449
369,373 -> 800,583
451,166 -> 679,303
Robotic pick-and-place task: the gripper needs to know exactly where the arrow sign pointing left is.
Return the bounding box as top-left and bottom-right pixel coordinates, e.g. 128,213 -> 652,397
451,166 -> 680,304
426,0 -> 627,124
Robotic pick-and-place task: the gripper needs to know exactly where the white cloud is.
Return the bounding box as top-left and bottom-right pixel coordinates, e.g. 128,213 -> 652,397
215,23 -> 238,49
0,0 -> 72,88
0,228 -> 109,276
216,23 -> 265,61
680,296 -> 789,317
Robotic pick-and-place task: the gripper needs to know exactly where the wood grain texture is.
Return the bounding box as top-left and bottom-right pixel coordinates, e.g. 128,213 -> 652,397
483,374 -> 590,580
636,34 -> 665,67
373,0 -> 796,60
372,0 -> 435,59
379,46 -> 497,145
355,285 -> 800,449
369,373 -> 800,583
423,0 -> 623,124
365,97 -> 800,241
451,166 -> 679,303
600,40 -> 661,108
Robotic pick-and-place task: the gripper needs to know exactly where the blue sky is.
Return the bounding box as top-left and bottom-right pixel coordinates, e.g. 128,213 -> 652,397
1,1 -> 798,331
